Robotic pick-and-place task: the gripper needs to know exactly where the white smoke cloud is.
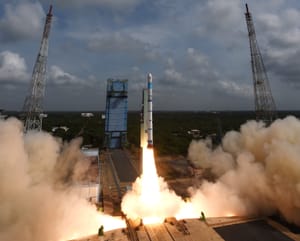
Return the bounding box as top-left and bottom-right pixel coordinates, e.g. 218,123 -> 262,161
0,118 -> 124,241
5,113 -> 299,240
188,116 -> 300,225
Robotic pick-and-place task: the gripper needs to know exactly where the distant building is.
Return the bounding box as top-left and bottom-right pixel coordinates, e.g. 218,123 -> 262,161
52,126 -> 69,132
81,112 -> 94,117
104,79 -> 128,149
187,129 -> 201,138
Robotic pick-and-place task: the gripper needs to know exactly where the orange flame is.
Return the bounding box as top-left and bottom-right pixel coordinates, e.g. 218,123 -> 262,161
60,213 -> 126,241
141,148 -> 160,203
121,145 -> 239,224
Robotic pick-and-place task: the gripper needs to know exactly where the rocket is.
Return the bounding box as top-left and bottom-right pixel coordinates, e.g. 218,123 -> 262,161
147,73 -> 153,148
140,73 -> 154,149
140,88 -> 147,148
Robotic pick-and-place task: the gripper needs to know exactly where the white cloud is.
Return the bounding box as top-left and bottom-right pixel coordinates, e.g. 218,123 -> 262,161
0,2 -> 44,42
191,0 -> 243,37
157,46 -> 253,104
164,68 -> 183,83
205,0 -> 241,27
186,48 -> 210,69
129,24 -> 172,46
0,51 -> 29,84
88,32 -> 146,53
254,6 -> 300,85
257,8 -> 300,48
127,66 -> 146,91
87,32 -> 159,62
1,0 -> 299,111
183,48 -> 219,85
48,65 -> 87,86
157,48 -> 218,92
257,13 -> 281,31
218,80 -> 253,98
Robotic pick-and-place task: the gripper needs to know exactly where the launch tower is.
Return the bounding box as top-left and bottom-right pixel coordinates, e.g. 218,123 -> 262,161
104,79 -> 128,149
22,5 -> 53,131
245,3 -> 277,124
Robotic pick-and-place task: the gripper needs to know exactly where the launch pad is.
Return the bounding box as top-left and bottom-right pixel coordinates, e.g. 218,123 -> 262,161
71,216 -> 300,241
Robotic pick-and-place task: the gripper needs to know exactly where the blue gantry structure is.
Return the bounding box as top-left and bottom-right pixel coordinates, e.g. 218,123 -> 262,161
104,79 -> 128,149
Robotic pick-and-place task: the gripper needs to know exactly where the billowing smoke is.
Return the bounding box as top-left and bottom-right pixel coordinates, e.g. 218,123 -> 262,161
121,116 -> 300,226
188,116 -> 300,224
0,118 -> 124,241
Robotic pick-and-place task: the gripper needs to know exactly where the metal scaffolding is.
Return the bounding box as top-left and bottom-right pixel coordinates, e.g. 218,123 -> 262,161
245,3 -> 277,124
22,5 -> 53,131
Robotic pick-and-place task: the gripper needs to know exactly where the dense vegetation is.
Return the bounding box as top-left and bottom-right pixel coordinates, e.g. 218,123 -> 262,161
6,111 -> 300,156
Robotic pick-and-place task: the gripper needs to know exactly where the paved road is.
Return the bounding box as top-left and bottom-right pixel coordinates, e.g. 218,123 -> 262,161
111,149 -> 138,183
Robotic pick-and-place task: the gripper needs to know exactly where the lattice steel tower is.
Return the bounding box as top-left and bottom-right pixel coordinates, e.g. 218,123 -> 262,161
22,5 -> 53,131
245,3 -> 277,124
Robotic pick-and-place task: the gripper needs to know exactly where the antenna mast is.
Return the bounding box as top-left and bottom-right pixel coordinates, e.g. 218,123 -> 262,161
245,3 -> 277,124
22,5 -> 53,131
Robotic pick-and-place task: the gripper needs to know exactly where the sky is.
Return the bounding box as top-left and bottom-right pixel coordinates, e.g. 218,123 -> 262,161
0,0 -> 299,111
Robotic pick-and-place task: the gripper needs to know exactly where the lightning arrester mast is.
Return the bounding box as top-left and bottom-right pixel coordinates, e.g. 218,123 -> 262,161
22,5 -> 53,131
245,3 -> 277,124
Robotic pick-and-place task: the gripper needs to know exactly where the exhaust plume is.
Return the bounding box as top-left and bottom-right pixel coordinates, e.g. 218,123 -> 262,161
188,116 -> 300,224
121,147 -> 184,224
122,116 -> 300,225
0,118 -> 125,241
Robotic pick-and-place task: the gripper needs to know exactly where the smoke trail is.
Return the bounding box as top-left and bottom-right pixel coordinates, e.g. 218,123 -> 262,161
0,118 -> 124,241
188,116 -> 300,224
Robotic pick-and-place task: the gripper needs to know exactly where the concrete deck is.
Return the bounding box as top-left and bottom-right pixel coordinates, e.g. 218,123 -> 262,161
71,217 -> 300,241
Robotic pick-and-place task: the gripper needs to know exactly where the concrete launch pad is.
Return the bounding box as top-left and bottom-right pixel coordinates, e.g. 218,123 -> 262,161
70,217 -> 300,241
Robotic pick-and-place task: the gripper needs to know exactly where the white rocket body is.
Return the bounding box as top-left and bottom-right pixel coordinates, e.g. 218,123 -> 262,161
140,73 -> 154,148
147,73 -> 153,148
140,89 -> 148,148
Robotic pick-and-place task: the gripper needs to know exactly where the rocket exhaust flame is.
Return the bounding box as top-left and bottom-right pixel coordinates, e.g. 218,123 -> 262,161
141,148 -> 159,204
123,73 -> 208,223
122,146 -> 183,224
122,144 -> 239,223
122,72 -> 239,224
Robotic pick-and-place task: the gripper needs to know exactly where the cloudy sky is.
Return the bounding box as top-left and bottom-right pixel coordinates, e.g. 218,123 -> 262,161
0,0 -> 299,111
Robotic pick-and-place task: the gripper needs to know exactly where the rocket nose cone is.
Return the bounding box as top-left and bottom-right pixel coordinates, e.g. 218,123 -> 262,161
148,73 -> 152,79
